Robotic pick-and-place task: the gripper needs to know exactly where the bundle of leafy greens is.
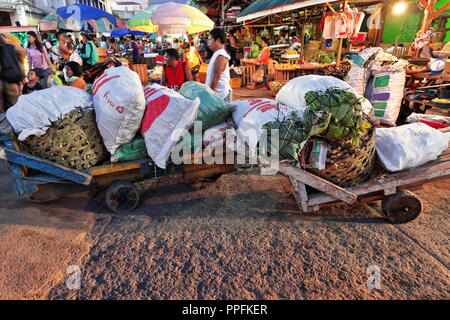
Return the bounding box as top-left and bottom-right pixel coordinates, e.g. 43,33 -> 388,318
305,87 -> 372,147
261,87 -> 372,165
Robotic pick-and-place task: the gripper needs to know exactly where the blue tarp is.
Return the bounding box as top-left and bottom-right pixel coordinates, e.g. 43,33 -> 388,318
56,3 -> 117,26
111,28 -> 146,37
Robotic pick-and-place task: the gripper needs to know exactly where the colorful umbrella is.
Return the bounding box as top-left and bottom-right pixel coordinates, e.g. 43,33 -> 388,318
86,17 -> 115,33
127,2 -> 215,35
56,3 -> 118,27
111,28 -> 146,37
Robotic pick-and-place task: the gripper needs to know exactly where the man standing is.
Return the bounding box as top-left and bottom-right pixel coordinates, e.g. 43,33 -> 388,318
206,28 -> 231,102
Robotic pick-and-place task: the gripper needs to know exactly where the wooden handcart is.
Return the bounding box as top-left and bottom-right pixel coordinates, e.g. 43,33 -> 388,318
0,134 -> 234,214
279,145 -> 450,224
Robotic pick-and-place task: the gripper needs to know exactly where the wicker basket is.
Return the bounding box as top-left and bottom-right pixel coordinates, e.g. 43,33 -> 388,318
307,127 -> 376,187
22,109 -> 108,170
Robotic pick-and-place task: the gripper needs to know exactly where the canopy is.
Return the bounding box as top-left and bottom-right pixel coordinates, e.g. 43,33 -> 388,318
237,0 -> 339,23
56,3 -> 118,26
111,28 -> 146,37
127,2 -> 215,35
40,13 -> 69,31
150,0 -> 198,6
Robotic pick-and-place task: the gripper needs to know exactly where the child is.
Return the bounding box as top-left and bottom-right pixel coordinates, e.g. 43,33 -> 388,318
22,69 -> 43,95
64,61 -> 89,92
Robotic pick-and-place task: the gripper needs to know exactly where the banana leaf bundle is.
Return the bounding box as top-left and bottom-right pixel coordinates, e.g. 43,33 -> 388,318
305,87 -> 372,146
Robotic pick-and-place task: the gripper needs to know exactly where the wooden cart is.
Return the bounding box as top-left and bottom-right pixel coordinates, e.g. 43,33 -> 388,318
0,133 -> 234,214
279,146 -> 450,224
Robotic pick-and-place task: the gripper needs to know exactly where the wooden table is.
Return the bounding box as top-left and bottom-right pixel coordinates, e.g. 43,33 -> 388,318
406,72 -> 450,87
401,96 -> 450,117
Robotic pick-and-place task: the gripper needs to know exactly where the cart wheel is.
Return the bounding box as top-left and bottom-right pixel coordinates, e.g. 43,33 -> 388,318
381,190 -> 422,224
105,181 -> 140,214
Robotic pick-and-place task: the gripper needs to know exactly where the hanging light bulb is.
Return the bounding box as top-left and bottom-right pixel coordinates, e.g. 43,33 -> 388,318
393,2 -> 407,15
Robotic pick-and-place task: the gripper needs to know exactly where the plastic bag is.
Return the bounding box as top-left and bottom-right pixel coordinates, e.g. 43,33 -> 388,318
6,86 -> 92,141
232,99 -> 293,156
276,75 -> 373,117
142,84 -> 200,168
179,81 -> 233,130
375,123 -> 450,172
111,135 -> 147,162
92,66 -> 146,154
370,71 -> 405,126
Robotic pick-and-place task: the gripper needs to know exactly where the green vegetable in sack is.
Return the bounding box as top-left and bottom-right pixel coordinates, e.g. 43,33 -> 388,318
113,135 -> 148,162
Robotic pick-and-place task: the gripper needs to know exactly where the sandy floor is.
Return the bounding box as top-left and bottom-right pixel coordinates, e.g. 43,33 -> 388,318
0,88 -> 448,300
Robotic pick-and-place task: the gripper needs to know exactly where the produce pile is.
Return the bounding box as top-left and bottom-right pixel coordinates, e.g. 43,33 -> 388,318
311,51 -> 335,64
149,66 -> 163,80
268,81 -> 287,95
315,60 -> 351,80
304,87 -> 372,146
274,64 -> 299,71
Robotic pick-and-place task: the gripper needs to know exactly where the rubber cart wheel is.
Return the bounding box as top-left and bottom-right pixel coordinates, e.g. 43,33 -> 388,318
381,190 -> 422,224
105,181 -> 140,214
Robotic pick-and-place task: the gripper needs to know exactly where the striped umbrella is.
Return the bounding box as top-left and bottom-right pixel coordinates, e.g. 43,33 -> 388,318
86,17 -> 116,33
127,2 -> 215,35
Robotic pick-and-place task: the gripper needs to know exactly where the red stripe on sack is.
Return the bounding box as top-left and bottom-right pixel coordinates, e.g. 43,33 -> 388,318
144,88 -> 159,99
141,94 -> 170,133
243,101 -> 275,118
92,75 -> 120,96
92,73 -> 109,94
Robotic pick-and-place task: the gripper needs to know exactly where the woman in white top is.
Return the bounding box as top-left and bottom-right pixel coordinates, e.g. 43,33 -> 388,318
205,28 -> 231,102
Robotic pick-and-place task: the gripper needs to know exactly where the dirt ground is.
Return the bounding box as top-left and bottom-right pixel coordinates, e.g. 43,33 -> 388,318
0,161 -> 448,300
0,88 -> 449,300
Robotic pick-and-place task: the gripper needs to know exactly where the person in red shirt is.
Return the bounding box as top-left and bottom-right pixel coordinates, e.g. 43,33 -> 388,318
160,48 -> 193,91
247,37 -> 271,90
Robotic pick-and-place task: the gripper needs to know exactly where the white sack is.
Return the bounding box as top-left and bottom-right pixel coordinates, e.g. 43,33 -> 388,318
376,123 -> 450,172
6,86 -> 92,141
276,75 -> 373,117
232,99 -> 293,156
406,113 -> 450,125
346,63 -> 371,96
202,122 -> 236,153
370,71 -> 405,126
142,84 -> 199,168
92,66 -> 146,154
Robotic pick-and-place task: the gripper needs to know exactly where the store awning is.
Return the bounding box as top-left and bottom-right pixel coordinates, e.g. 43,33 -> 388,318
237,0 -> 339,23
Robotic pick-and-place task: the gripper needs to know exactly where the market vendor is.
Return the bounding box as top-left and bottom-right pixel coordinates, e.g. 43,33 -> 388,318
184,42 -> 203,79
161,48 -> 193,91
206,28 -> 231,101
247,37 -> 270,90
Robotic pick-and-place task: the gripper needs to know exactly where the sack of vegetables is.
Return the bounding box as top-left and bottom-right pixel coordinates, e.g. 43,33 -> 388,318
265,87 -> 377,187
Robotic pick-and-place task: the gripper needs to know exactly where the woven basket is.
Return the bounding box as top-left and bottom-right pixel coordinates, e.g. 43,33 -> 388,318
22,109 -> 108,170
308,127 -> 376,187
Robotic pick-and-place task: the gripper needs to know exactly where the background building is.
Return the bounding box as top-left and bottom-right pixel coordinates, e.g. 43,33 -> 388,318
0,0 -> 113,27
112,0 -> 147,20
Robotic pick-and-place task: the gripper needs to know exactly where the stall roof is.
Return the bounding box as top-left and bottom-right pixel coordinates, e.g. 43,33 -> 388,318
237,0 -> 339,23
